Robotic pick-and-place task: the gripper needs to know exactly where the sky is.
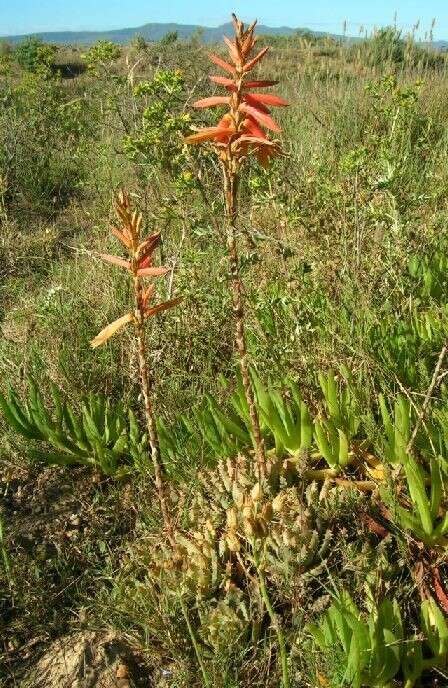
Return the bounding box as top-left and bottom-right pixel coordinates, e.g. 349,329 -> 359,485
0,0 -> 446,40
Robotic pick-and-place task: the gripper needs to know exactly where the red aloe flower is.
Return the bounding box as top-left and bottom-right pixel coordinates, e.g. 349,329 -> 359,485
91,191 -> 181,348
183,16 -> 288,484
185,14 -> 287,167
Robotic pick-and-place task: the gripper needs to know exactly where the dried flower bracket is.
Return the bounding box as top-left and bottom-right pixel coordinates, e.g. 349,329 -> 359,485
91,191 -> 181,540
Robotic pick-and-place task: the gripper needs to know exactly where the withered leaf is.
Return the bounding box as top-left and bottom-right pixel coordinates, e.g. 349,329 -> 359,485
90,313 -> 134,348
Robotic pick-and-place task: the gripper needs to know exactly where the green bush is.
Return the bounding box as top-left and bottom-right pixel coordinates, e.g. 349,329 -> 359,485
15,36 -> 57,72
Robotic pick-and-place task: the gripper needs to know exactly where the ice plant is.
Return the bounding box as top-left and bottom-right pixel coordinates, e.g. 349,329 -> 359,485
185,14 -> 288,480
91,191 -> 181,541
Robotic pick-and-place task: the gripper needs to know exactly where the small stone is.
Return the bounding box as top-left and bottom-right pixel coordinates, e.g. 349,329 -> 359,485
116,663 -> 129,679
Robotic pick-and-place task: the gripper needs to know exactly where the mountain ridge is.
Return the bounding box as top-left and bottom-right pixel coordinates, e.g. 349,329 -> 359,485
1,21 -> 446,50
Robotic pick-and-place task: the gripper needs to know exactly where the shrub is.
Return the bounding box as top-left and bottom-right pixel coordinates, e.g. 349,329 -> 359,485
15,36 -> 57,72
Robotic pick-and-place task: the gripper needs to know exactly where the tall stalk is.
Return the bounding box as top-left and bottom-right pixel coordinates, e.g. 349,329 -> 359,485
255,551 -> 290,688
133,273 -> 173,543
179,594 -> 211,688
91,191 -> 181,543
185,14 -> 288,481
223,165 -> 266,479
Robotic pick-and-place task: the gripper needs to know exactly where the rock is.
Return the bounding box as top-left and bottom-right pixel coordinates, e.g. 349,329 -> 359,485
23,631 -> 146,688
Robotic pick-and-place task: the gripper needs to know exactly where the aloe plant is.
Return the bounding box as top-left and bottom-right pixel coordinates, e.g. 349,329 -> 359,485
188,372 -> 312,460
90,191 -> 181,540
0,378 -> 147,476
378,393 -> 412,465
308,593 -> 448,688
382,453 -> 448,547
184,14 -> 289,482
308,593 -> 403,687
311,371 -> 359,472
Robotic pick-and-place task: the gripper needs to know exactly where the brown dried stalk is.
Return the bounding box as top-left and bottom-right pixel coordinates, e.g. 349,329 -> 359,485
91,191 -> 181,542
223,165 -> 266,480
406,341 -> 448,456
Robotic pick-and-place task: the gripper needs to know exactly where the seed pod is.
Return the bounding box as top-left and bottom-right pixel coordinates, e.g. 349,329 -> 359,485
253,517 -> 268,538
226,531 -> 241,552
244,517 -> 255,537
193,531 -> 204,542
205,519 -> 216,538
282,529 -> 292,546
272,492 -> 286,513
226,456 -> 235,479
218,460 -> 232,491
227,507 -> 238,530
243,503 -> 253,520
232,482 -> 244,507
251,482 -> 262,502
262,502 -> 273,522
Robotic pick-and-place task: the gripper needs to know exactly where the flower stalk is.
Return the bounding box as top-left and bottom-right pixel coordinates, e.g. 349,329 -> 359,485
91,190 -> 181,542
185,14 -> 288,481
179,594 -> 211,687
223,163 -> 266,480
253,543 -> 290,688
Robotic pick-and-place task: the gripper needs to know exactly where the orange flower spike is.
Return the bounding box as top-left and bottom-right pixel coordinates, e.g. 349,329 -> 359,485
185,14 -> 287,164
92,191 -> 180,351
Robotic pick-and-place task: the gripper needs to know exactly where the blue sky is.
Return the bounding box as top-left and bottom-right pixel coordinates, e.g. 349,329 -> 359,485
1,0 -> 446,40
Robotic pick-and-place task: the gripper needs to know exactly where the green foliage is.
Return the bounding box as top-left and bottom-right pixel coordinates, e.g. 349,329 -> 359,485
408,250 -> 448,302
0,379 -> 147,475
82,40 -> 121,73
352,27 -> 444,70
308,593 -> 404,687
308,593 -> 448,687
160,31 -> 179,46
367,27 -> 407,66
185,371 -> 313,460
15,37 -> 57,73
378,394 -> 411,465
185,370 -> 362,473
382,454 -> 448,547
123,69 -> 193,183
314,370 -> 360,470
367,306 -> 447,389
0,67 -> 92,217
131,34 -> 148,52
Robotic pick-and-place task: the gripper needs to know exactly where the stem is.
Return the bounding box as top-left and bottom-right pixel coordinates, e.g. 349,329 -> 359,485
133,275 -> 174,545
179,595 -> 211,688
223,164 -> 266,481
406,341 -> 447,456
257,564 -> 290,688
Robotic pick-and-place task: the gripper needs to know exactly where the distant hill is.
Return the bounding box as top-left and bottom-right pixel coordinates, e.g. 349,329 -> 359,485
0,21 -> 336,46
1,21 -> 446,51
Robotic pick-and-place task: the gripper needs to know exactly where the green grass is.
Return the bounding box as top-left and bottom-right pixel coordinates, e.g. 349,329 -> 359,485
1,28 -> 448,688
